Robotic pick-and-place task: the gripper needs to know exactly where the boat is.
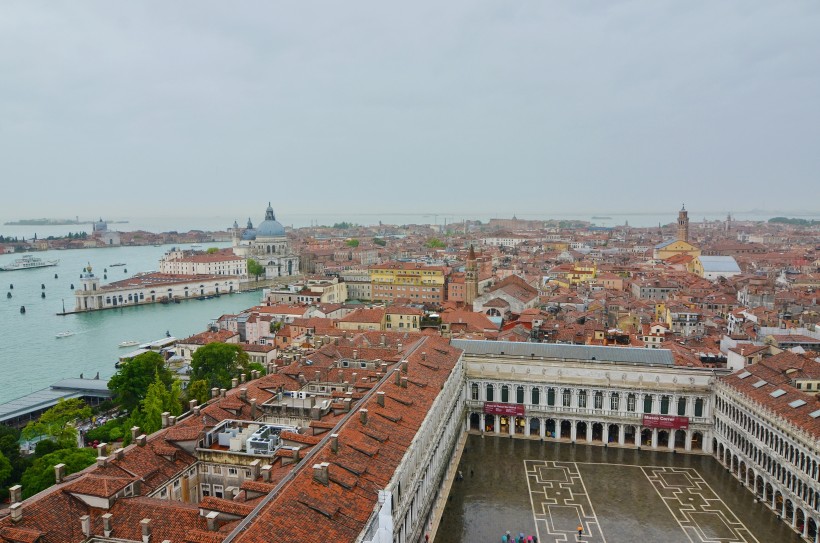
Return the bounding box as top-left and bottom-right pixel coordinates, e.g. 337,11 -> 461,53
0,255 -> 60,271
55,331 -> 74,338
118,340 -> 140,348
591,216 -> 613,220
110,262 -> 126,267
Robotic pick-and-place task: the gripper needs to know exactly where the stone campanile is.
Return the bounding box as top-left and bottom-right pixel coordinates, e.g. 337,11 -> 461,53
677,205 -> 689,242
465,245 -> 478,307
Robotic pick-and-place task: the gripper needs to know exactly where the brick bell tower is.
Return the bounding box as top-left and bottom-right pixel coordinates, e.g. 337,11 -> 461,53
465,245 -> 478,307
677,204 -> 689,242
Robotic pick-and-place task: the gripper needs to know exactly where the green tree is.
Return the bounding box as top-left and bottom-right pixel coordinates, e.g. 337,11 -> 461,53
21,448 -> 96,498
108,351 -> 173,412
345,238 -> 359,247
169,380 -> 183,416
426,238 -> 446,248
141,373 -> 184,434
0,426 -> 29,500
0,451 -> 12,496
248,362 -> 267,377
247,258 -> 265,281
191,343 -> 250,389
22,398 -> 91,445
206,247 -> 219,254
186,379 -> 211,405
372,237 -> 387,247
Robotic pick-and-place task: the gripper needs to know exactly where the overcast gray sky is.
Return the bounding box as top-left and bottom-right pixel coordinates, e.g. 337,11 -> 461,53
1,1 -> 819,220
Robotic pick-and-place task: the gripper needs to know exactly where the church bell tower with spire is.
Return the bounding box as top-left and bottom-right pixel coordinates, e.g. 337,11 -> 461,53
677,204 -> 689,242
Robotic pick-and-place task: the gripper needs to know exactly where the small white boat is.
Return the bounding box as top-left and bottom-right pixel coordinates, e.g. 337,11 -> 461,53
56,331 -> 74,338
118,340 -> 140,348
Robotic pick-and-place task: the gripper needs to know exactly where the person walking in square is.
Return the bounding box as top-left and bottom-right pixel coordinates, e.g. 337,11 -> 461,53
577,524 -> 584,537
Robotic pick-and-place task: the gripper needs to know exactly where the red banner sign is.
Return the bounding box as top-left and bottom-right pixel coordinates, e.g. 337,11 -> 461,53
642,414 -> 689,430
483,402 -> 525,416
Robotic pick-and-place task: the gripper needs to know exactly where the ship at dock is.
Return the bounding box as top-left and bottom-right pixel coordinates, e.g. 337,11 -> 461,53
0,254 -> 59,271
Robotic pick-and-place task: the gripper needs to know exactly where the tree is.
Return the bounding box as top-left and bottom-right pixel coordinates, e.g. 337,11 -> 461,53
372,237 -> 387,247
0,452 -> 12,497
426,238 -> 446,249
191,343 -> 250,389
206,247 -> 219,254
21,448 -> 96,498
22,398 -> 91,445
247,258 -> 265,281
186,380 -> 211,405
108,351 -> 173,412
345,238 -> 359,247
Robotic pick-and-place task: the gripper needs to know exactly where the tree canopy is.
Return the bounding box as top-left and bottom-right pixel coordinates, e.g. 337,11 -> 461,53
108,351 -> 173,412
426,238 -> 446,248
141,373 -> 183,434
247,258 -> 265,281
345,238 -> 359,247
21,448 -> 96,498
22,398 -> 91,445
191,343 -> 250,389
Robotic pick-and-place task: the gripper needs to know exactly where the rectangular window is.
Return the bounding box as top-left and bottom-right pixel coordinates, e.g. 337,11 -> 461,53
213,485 -> 223,499
201,484 -> 211,497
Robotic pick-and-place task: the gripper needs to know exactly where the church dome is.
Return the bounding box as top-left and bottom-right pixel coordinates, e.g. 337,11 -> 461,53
255,202 -> 285,238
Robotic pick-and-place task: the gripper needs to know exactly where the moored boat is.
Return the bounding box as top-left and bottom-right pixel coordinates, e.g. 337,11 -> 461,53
118,340 -> 140,348
0,255 -> 60,271
56,331 -> 74,338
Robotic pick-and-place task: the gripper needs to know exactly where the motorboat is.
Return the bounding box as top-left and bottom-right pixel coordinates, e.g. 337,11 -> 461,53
118,340 -> 140,348
110,262 -> 126,267
1,255 -> 59,271
56,331 -> 75,338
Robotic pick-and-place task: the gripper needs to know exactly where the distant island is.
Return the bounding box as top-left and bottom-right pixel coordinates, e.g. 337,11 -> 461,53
768,217 -> 819,226
4,218 -> 130,226
591,216 -> 613,220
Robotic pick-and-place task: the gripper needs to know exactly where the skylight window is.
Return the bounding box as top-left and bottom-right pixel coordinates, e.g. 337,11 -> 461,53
770,389 -> 787,398
789,399 -> 806,408
738,371 -> 752,379
752,380 -> 767,388
809,409 -> 820,419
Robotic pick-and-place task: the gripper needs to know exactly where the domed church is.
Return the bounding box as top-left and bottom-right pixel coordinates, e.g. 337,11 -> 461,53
231,203 -> 300,277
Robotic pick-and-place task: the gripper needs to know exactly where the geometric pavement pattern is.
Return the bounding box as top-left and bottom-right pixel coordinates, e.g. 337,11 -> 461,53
524,460 -> 606,543
525,461 -> 758,543
641,466 -> 758,543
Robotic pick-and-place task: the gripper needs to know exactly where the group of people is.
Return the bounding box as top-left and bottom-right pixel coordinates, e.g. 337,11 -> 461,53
501,532 -> 536,543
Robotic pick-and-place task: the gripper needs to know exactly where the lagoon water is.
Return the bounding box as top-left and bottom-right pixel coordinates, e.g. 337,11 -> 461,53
0,243 -> 262,405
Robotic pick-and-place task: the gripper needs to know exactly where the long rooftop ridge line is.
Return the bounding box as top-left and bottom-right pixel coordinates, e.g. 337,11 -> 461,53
221,336 -> 428,543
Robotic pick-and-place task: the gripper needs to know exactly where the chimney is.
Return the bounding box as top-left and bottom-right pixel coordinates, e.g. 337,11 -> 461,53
401,361 -> 408,373
9,485 -> 21,504
401,377 -> 408,388
102,513 -> 113,537
169,416 -> 176,426
220,388 -> 227,398
338,370 -> 344,382
343,397 -> 352,412
211,387 -> 219,399
114,447 -> 125,460
330,434 -> 339,454
206,511 -> 219,532
131,426 -> 140,442
359,408 -> 368,425
313,462 -> 329,485
10,503 -> 22,523
397,342 -> 402,352
251,398 -> 258,419
352,372 -> 358,384
140,519 -> 151,543
161,412 -> 170,428
240,373 -> 246,384
81,515 -> 91,537
353,349 -> 358,360
137,435 -> 147,446
240,387 -> 247,400
380,362 -> 388,374
314,370 -> 321,382
249,459 -> 261,480
380,334 -> 386,347
231,378 -> 239,389
394,368 -> 401,385
377,391 -> 385,407
261,464 -> 272,483
54,463 -> 66,483
193,406 -> 201,416
188,399 -> 198,411
97,456 -> 108,467
421,351 -> 426,361
292,447 -> 300,461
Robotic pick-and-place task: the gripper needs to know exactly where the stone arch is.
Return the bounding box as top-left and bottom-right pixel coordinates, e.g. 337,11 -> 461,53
607,424 -> 619,445
545,419 -> 556,438
691,431 -> 703,452
674,429 -> 686,450
576,421 -> 588,442
469,412 -> 480,431
560,420 -> 572,439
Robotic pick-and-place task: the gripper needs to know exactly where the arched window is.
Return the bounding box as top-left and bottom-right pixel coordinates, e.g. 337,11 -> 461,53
610,393 -> 620,411
486,384 -> 494,402
643,394 -> 653,414
471,383 -> 479,401
547,388 -> 556,406
562,389 -> 571,407
501,385 -> 510,403
627,393 -> 636,412
531,387 -> 540,405
695,398 -> 704,417
594,391 -> 603,410
578,390 -> 587,408
516,386 -> 524,404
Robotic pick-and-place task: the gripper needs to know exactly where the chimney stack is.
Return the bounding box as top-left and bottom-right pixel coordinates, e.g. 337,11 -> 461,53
102,513 -> 113,537
54,463 -> 66,483
338,370 -> 344,382
131,426 -> 140,441
211,387 -> 219,399
9,485 -> 21,504
140,519 -> 151,543
314,370 -> 321,382
240,373 -> 246,384
313,462 -> 329,485
421,352 -> 426,361
97,442 -> 108,457
9,503 -> 22,523
359,408 -> 368,425
169,416 -> 176,426
380,334 -> 386,347
161,412 -> 170,428
114,448 -> 125,460
397,342 -> 402,352
240,387 -> 247,400
380,362 -> 388,374
330,434 -> 339,453
220,388 -> 227,398
377,391 -> 385,407
188,399 -> 198,411
401,377 -> 408,388
261,464 -> 272,483
231,378 -> 239,389
193,406 -> 201,416
206,511 -> 219,532
251,398 -> 258,419
394,369 -> 401,385
137,435 -> 147,446
81,515 -> 91,537
401,361 -> 408,373
353,349 -> 358,360
249,459 -> 261,480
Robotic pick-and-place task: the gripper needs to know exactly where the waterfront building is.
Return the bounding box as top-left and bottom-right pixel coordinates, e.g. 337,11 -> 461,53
159,248 -> 247,278
231,203 -> 300,278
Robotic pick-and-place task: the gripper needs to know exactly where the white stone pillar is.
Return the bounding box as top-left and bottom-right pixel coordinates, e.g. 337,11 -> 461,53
619,425 -> 625,446
685,431 -> 693,452
668,431 -> 675,450
525,418 -> 531,437
480,413 -> 485,432
602,424 -> 609,445
803,510 -> 809,538
586,422 -> 593,442
651,429 -> 659,449
570,422 -> 577,442
509,417 -> 515,436
539,419 -> 546,438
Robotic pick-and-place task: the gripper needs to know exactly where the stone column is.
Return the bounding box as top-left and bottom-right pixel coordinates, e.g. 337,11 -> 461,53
668,431 -> 675,450
602,424 -> 609,445
509,417 -> 515,437
525,418 -> 531,437
586,422 -> 593,442
803,510 -> 809,538
480,413 -> 485,432
685,431 -> 693,452
651,429 -> 659,449
618,425 -> 625,446
570,422 -> 577,442
539,419 -> 546,438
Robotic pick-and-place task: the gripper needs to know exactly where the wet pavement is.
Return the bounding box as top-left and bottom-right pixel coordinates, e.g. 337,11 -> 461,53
436,434 -> 803,543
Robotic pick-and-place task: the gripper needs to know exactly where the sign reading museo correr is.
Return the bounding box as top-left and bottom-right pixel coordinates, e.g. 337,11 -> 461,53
642,414 -> 689,430
483,402 -> 525,416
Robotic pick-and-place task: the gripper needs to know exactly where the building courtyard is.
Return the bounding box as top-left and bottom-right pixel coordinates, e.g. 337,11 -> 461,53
436,434 -> 803,543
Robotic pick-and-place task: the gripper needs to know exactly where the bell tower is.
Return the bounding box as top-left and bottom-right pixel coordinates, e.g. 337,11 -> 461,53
465,245 -> 478,307
677,205 -> 689,242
